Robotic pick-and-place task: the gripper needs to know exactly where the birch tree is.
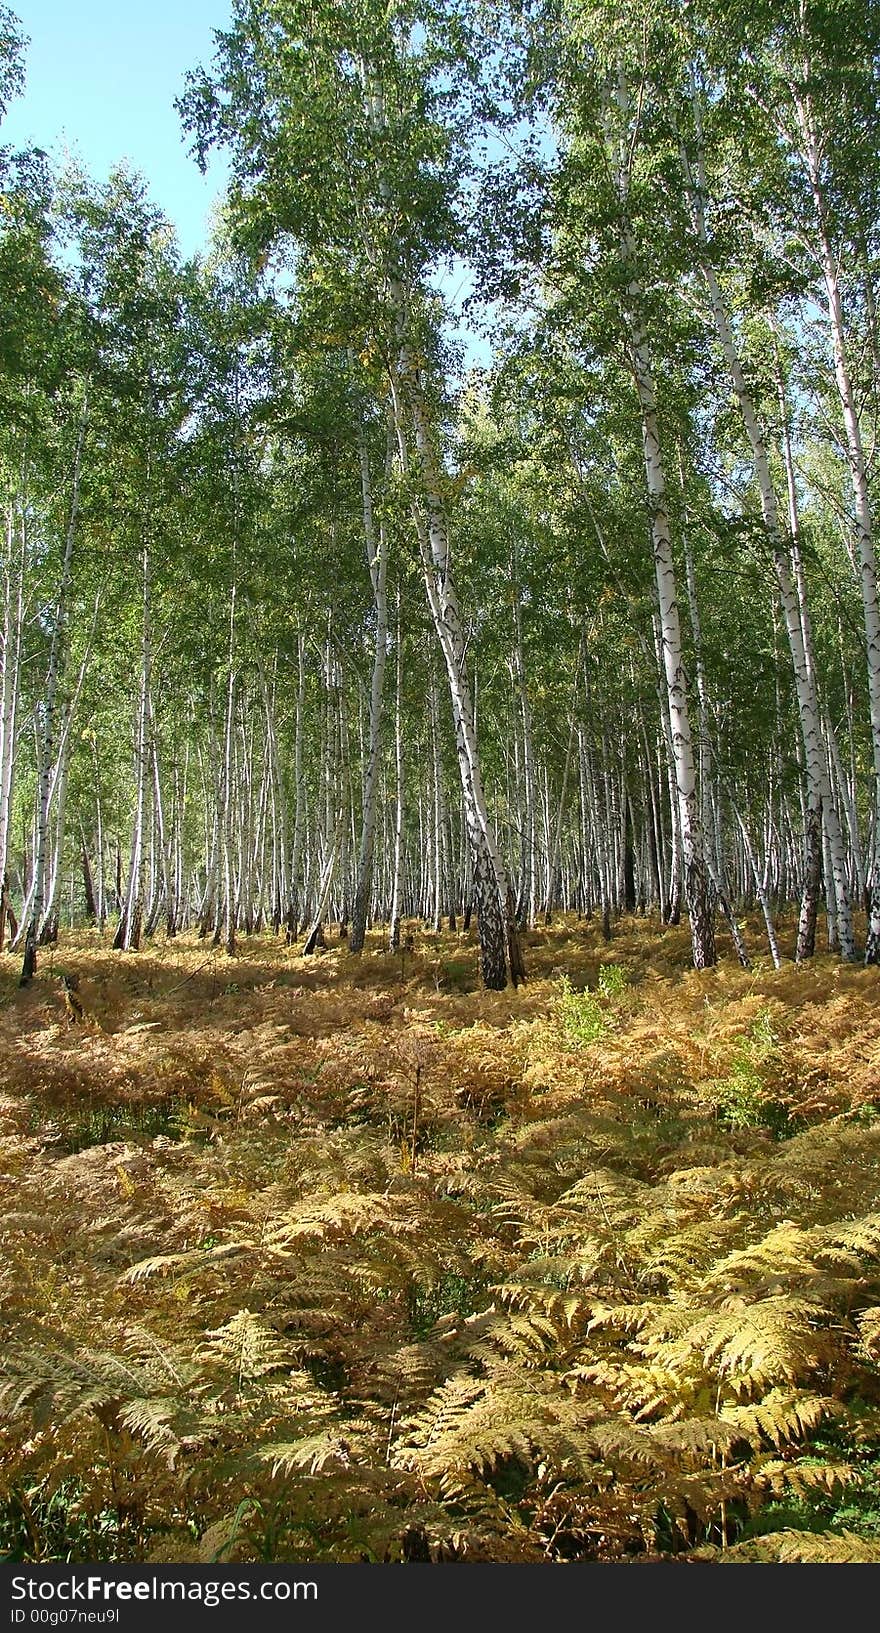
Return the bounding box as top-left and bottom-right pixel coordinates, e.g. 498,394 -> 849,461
181,0 -> 525,989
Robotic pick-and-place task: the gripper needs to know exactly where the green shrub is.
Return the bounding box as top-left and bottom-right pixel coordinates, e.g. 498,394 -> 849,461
709,1007 -> 792,1134
597,963 -> 626,1002
556,965 -> 627,1048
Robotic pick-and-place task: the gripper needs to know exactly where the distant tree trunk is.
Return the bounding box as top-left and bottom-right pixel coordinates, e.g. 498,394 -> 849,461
81,827 -> 97,922
543,641 -> 581,923
511,547 -> 537,929
351,411 -> 391,955
388,597 -> 405,953
288,633 -> 307,942
114,543 -> 152,954
303,633 -> 343,956
217,584 -> 237,957
21,414 -> 85,984
92,736 -> 106,929
0,509 -> 25,911
260,663 -> 289,937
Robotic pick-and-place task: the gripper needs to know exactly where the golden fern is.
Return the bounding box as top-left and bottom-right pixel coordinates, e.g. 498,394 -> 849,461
5,919 -> 880,1561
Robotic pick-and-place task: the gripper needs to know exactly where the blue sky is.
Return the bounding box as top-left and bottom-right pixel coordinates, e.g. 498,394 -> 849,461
4,0 -> 232,257
4,1 -> 490,369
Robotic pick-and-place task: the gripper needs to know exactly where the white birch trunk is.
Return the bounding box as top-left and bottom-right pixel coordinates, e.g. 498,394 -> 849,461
350,412 -> 390,953
0,508 -> 24,945
387,326 -> 522,988
679,124 -> 854,959
388,596 -> 405,952
793,89 -> 880,958
114,544 -> 152,953
20,414 -> 85,983
609,72 -> 715,967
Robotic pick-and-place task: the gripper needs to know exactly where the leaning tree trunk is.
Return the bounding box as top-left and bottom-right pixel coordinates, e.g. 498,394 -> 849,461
387,315 -> 523,991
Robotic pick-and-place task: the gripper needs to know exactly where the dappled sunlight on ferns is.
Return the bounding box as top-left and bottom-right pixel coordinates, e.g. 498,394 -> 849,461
2,916 -> 880,1562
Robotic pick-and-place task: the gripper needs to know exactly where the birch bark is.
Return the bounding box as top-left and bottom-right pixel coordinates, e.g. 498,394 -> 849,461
114,544 -> 152,953
350,413 -> 390,953
679,122 -> 855,959
388,595 -> 405,952
20,415 -> 85,983
609,73 -> 715,968
795,96 -> 880,959
0,510 -> 24,912
387,332 -> 523,989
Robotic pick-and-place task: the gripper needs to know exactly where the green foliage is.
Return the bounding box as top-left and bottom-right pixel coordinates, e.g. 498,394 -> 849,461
707,1007 -> 793,1135
597,963 -> 626,1002
555,965 -> 626,1047
555,975 -> 607,1045
0,4 -> 24,124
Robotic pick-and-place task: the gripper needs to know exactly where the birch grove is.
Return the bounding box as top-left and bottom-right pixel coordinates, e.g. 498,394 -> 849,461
0,0 -> 878,986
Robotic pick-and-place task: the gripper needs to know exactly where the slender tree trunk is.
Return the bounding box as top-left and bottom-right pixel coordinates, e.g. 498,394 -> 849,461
20,415 -> 85,984
387,324 -> 523,990
682,535 -> 750,968
218,585 -> 237,956
0,509 -> 25,908
287,633 -> 307,941
114,544 -> 152,953
511,547 -> 537,928
680,122 -> 854,959
793,91 -> 880,960
388,596 -> 405,953
544,638 -> 583,924
350,413 -> 390,953
612,77 -> 714,968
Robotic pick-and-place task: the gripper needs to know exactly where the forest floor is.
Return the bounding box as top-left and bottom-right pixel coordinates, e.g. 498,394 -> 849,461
2,914 -> 880,1563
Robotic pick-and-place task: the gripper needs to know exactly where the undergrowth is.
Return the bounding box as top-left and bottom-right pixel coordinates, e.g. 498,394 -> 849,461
1,913 -> 880,1563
